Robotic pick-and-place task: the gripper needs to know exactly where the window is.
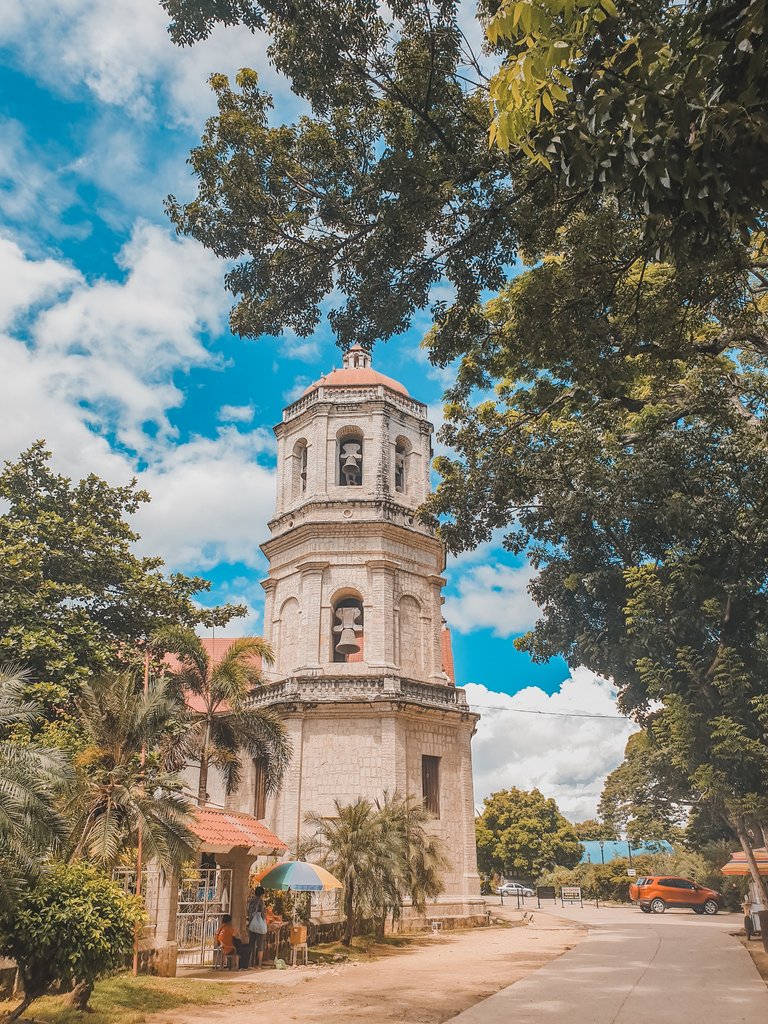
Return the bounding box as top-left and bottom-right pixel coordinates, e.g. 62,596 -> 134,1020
332,596 -> 364,663
338,436 -> 363,486
422,755 -> 441,817
253,759 -> 267,819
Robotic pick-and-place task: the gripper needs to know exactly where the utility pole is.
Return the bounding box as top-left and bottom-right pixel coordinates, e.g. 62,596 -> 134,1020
132,646 -> 150,977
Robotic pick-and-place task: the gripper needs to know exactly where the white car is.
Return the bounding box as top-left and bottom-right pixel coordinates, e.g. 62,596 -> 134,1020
497,881 -> 534,897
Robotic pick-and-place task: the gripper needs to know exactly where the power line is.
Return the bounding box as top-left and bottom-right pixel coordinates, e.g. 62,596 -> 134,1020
464,701 -> 631,721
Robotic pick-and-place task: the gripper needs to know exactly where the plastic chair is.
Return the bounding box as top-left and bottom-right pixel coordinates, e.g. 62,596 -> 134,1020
289,942 -> 308,966
213,945 -> 238,970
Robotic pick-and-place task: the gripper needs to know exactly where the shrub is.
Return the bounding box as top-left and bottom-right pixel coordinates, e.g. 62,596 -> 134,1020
0,862 -> 144,1021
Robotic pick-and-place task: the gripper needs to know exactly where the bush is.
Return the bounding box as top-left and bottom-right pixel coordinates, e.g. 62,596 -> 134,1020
537,848 -> 747,910
0,862 -> 144,1021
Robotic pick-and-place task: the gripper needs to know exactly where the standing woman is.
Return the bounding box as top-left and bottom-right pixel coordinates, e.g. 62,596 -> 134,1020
248,885 -> 268,967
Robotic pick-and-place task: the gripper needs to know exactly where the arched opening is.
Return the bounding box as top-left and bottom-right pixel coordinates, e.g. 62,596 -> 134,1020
331,593 -> 365,663
394,437 -> 412,494
336,428 -> 364,487
292,439 -> 308,498
397,594 -> 422,676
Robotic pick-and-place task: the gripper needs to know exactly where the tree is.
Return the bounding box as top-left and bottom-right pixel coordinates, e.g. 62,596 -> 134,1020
424,201 -> 768,899
373,791 -> 446,936
304,797 -> 386,946
0,443 -> 244,728
572,818 -> 616,842
476,788 -> 581,880
0,665 -> 72,906
598,732 -> 688,846
161,0 -> 531,353
153,627 -> 290,806
0,862 -> 144,1021
66,671 -> 197,872
486,0 -> 768,246
157,0 -> 768,901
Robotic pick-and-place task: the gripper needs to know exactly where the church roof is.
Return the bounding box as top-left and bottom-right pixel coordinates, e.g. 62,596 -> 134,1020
164,637 -> 263,713
302,344 -> 410,397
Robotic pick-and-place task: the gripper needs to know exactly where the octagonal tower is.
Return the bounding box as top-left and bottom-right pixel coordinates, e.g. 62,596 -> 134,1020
251,346 -> 483,921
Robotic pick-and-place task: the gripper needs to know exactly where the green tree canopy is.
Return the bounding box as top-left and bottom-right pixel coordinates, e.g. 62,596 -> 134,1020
598,732 -> 688,846
476,787 -> 582,880
66,671 -> 196,872
0,862 -> 143,1021
486,0 -> 768,245
153,626 -> 290,806
572,818 -> 616,842
161,0 -> 530,352
0,665 -> 72,907
0,443 -> 244,726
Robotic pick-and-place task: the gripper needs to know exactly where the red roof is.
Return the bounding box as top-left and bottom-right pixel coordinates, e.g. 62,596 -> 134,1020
163,637 -> 264,714
302,366 -> 409,397
191,806 -> 288,855
164,637 -> 263,674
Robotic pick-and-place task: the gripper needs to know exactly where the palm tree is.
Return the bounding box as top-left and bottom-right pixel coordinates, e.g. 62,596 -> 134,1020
374,791 -> 447,935
305,797 -> 389,946
151,627 -> 291,807
67,671 -> 196,872
0,664 -> 71,906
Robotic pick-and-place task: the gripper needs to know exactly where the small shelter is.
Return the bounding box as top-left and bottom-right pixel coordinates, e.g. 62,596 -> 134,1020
134,806 -> 287,975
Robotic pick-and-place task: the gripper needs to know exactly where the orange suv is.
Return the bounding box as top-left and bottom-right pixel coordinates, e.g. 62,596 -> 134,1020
629,876 -> 722,915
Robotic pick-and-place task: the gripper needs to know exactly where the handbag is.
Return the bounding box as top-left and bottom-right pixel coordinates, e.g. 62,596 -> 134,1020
249,910 -> 267,935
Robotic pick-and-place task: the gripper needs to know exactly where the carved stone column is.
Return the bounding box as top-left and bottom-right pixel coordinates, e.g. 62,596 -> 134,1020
296,561 -> 329,670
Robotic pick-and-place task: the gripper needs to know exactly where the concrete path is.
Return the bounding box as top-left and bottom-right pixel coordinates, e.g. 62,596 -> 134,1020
451,904 -> 768,1024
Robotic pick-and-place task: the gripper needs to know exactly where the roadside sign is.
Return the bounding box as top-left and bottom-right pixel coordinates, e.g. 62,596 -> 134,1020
560,886 -> 583,906
627,868 -> 637,876
537,886 -> 557,906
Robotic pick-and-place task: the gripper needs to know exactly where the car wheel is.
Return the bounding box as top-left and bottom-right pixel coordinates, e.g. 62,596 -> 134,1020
641,906 -> 652,914
693,907 -> 705,915
650,898 -> 666,914
703,900 -> 719,915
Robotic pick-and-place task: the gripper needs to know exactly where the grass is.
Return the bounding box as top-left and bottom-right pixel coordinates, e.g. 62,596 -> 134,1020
0,973 -> 252,1024
308,932 -> 423,965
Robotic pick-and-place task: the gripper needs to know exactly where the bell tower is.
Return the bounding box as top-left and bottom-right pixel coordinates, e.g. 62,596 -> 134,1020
251,346 -> 483,921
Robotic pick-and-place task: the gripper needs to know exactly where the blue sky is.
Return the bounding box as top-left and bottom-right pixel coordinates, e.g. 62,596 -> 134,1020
0,0 -> 633,819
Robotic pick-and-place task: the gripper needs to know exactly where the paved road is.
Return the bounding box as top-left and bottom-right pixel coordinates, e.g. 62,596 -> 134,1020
451,904 -> 768,1024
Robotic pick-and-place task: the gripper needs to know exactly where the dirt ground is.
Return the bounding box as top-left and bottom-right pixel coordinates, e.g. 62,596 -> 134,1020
152,909 -> 586,1024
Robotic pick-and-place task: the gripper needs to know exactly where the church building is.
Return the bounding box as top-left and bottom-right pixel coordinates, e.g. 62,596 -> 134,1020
236,346 -> 483,922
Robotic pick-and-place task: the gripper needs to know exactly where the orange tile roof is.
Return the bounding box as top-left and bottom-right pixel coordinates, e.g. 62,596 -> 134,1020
191,806 -> 288,855
302,366 -> 409,396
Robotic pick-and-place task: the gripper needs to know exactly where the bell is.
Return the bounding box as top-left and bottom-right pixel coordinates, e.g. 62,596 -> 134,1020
335,628 -> 361,655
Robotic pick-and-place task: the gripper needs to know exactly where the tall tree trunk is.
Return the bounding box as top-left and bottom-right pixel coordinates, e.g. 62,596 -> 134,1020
70,979 -> 94,1010
4,993 -> 33,1023
197,720 -> 211,806
342,880 -> 354,947
735,822 -> 768,903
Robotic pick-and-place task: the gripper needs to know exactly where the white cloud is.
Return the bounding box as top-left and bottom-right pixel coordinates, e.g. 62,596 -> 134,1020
135,428 -> 275,570
30,222 -> 228,451
445,561 -> 539,637
465,669 -> 636,821
0,0 -> 299,127
219,403 -> 256,424
0,230 -> 277,575
283,377 -> 312,404
0,236 -> 81,330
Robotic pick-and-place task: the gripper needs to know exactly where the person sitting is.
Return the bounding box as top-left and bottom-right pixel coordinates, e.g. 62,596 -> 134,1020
215,914 -> 248,969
